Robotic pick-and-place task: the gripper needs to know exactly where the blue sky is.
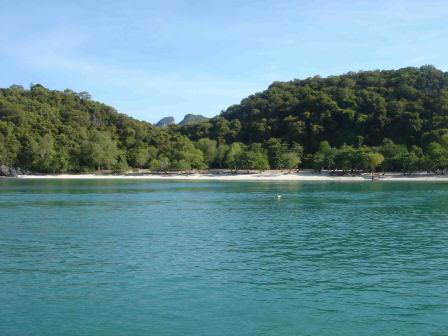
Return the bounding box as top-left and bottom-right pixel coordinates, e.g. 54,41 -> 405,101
1,0 -> 447,123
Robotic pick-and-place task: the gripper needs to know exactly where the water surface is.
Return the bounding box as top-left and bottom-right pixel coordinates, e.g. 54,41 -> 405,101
0,180 -> 447,335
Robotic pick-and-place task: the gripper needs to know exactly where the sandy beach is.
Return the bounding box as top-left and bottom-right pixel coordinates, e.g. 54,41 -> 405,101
14,171 -> 448,182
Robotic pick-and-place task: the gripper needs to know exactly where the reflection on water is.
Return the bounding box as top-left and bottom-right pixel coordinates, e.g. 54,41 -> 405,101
0,180 -> 447,335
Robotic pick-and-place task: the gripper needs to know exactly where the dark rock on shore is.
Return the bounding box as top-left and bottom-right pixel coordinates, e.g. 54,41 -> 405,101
0,165 -> 22,177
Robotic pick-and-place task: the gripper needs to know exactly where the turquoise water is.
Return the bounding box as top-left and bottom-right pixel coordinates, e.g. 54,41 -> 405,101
0,180 -> 447,336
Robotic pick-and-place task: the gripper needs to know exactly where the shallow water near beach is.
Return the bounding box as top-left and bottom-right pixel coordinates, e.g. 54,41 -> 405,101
0,179 -> 447,335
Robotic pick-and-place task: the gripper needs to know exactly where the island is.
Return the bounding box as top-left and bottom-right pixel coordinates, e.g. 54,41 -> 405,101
1,66 -> 448,179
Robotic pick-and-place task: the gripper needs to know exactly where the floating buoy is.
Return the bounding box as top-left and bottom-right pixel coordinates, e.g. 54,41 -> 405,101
277,194 -> 282,199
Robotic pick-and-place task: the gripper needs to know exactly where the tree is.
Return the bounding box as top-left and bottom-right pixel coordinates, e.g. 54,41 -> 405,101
210,117 -> 230,142
379,139 -> 408,171
0,122 -> 20,166
427,142 -> 448,172
352,148 -> 369,171
334,145 -> 356,172
367,152 -> 384,172
312,141 -> 335,171
196,138 -> 217,167
113,152 -> 129,173
279,152 -> 300,171
78,91 -> 92,101
312,152 -> 326,172
128,147 -> 151,168
241,144 -> 269,171
265,138 -> 286,169
81,131 -> 119,170
173,159 -> 191,171
225,143 -> 244,171
227,119 -> 242,142
215,143 -> 229,168
150,156 -> 171,172
31,134 -> 56,172
403,146 -> 425,172
171,138 -> 206,169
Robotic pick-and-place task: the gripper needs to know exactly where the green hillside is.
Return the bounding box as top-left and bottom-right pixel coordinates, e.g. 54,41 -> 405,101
178,66 -> 448,171
2,66 -> 448,173
0,85 -> 205,173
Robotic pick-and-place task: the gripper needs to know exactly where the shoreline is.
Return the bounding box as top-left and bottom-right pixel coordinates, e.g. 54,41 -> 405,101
11,171 -> 448,182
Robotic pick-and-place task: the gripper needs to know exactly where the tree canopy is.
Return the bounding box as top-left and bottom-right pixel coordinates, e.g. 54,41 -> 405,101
2,66 -> 448,173
177,66 -> 448,172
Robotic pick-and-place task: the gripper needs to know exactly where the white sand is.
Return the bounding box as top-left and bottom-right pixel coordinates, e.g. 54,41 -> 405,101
16,171 -> 448,182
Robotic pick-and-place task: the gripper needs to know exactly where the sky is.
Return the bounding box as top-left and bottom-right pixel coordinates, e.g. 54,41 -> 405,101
1,0 -> 448,123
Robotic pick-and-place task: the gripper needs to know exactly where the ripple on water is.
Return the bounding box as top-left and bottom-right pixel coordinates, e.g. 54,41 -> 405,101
0,180 -> 447,335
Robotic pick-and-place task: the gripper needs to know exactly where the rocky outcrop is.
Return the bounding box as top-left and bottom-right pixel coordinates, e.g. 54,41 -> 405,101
179,114 -> 208,125
0,165 -> 23,177
155,114 -> 209,127
155,117 -> 175,127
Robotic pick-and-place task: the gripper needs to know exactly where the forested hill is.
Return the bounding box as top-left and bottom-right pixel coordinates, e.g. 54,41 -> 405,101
2,66 -> 448,173
179,66 -> 448,150
176,65 -> 448,171
0,85 -> 206,173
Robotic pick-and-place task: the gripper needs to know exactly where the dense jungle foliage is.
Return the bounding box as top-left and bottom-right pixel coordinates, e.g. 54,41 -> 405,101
0,85 -> 207,172
2,66 -> 448,173
177,66 -> 448,172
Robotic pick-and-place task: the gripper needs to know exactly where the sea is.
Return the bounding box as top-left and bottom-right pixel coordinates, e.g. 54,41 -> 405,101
0,179 -> 447,335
